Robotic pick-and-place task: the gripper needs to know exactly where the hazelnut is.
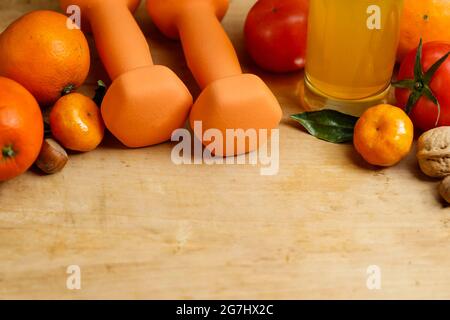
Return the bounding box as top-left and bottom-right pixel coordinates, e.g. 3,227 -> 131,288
36,138 -> 68,174
417,127 -> 450,178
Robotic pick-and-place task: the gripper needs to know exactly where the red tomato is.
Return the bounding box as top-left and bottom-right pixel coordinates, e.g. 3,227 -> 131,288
396,42 -> 450,132
244,0 -> 309,73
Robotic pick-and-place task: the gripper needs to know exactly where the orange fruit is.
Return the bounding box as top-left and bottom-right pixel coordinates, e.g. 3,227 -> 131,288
397,0 -> 450,62
50,93 -> 105,152
354,104 -> 414,167
0,10 -> 90,106
0,77 -> 44,181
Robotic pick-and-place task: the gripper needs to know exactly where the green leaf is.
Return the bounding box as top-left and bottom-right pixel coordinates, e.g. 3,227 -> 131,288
291,110 -> 358,144
93,80 -> 107,107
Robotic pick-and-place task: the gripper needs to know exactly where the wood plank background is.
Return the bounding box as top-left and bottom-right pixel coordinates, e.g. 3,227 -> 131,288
0,0 -> 449,299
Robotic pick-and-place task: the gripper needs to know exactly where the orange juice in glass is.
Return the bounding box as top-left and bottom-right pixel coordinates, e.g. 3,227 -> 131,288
304,0 -> 404,114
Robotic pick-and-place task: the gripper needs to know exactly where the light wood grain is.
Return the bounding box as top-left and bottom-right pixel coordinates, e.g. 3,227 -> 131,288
1,0 -> 449,300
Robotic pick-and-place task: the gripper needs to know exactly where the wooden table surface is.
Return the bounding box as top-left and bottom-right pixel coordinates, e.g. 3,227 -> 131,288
1,0 -> 449,300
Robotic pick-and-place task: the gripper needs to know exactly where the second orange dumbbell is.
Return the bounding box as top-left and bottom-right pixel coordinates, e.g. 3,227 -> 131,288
147,0 -> 283,156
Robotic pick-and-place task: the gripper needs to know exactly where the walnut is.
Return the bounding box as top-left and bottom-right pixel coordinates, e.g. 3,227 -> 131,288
439,176 -> 450,204
417,127 -> 450,178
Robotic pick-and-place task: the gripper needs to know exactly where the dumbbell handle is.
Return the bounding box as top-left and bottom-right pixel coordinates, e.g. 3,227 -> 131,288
176,3 -> 242,89
88,2 -> 153,80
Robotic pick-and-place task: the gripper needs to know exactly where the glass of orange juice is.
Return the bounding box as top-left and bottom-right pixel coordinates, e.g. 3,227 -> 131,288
304,0 -> 404,115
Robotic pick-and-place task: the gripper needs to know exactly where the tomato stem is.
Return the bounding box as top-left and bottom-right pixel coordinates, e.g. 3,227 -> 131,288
414,81 -> 424,90
2,145 -> 15,159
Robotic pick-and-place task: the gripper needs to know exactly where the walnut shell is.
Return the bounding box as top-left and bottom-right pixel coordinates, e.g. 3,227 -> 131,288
417,127 -> 450,178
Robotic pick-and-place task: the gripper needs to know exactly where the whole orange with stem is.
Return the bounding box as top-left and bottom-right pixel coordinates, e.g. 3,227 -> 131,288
354,104 -> 414,167
397,0 -> 450,62
0,10 -> 90,106
0,77 -> 44,181
50,93 -> 105,152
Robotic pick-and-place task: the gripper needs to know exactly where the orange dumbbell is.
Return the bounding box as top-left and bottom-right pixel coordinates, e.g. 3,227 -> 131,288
147,0 -> 282,156
59,0 -> 193,148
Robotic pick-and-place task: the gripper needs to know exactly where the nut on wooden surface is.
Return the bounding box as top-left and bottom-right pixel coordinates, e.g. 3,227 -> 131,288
35,138 -> 68,174
417,127 -> 450,178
